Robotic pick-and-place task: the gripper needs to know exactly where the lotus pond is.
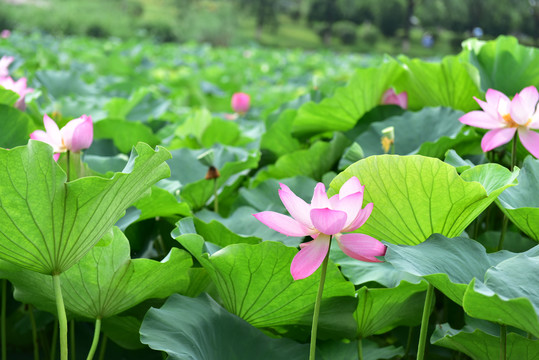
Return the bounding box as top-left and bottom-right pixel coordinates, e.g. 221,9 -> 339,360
0,32 -> 539,360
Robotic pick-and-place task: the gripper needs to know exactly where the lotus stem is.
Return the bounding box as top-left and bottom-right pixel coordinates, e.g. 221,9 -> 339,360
417,283 -> 435,360
97,334 -> 107,360
1,279 -> 5,360
86,318 -> 101,360
357,337 -> 363,360
28,305 -> 39,360
53,275 -> 68,360
404,327 -> 413,359
213,178 -> 219,213
50,320 -> 58,360
66,150 -> 71,182
500,325 -> 506,360
309,249 -> 330,360
70,319 -> 75,360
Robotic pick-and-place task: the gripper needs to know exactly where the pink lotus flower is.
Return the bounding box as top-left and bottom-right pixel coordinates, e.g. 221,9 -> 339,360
381,88 -> 408,109
254,177 -> 386,280
0,30 -> 10,39
231,92 -> 250,114
0,76 -> 33,110
459,86 -> 539,158
30,114 -> 93,160
0,55 -> 14,78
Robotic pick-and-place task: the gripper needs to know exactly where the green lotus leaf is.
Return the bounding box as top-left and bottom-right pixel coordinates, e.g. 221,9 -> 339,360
254,132 -> 350,186
355,281 -> 427,338
462,254 -> 539,337
329,155 -> 518,245
94,118 -> 160,153
318,338 -> 404,360
432,323 -> 539,360
354,107 -> 465,158
1,227 -> 192,319
175,233 -> 357,339
292,61 -> 404,137
0,88 -> 19,106
140,293 -> 309,360
385,235 -> 539,305
396,55 -> 481,112
462,36 -> 539,95
497,156 -> 539,241
0,141 -> 171,274
0,105 -> 38,149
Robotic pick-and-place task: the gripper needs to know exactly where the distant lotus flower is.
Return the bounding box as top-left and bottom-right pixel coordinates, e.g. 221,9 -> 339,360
0,76 -> 33,110
0,55 -> 14,78
459,86 -> 539,158
30,114 -> 93,160
231,92 -> 250,114
0,30 -> 10,39
254,177 -> 386,280
381,88 -> 408,109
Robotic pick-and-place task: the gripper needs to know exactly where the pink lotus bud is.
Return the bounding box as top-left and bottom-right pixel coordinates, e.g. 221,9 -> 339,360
0,30 -> 10,39
231,92 -> 250,114
381,88 -> 408,109
30,114 -> 93,159
0,56 -> 14,78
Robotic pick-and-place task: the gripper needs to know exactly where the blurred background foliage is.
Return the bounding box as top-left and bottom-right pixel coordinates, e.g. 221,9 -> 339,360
0,0 -> 538,57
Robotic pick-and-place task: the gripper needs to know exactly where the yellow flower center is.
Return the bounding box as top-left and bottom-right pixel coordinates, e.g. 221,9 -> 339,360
503,113 -> 532,128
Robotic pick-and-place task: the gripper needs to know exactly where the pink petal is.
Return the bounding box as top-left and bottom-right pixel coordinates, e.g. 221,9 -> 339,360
290,234 -> 331,280
481,127 -> 516,152
62,114 -> 93,152
336,233 -> 386,262
343,202 -> 373,232
310,208 -> 347,235
30,130 -> 55,147
485,89 -> 510,109
474,97 -> 498,117
338,176 -> 363,199
517,86 -> 539,111
278,183 -> 313,228
311,183 -> 330,209
43,114 -> 62,147
329,192 -> 363,229
53,153 -> 60,162
459,111 -> 504,129
518,128 -> 539,159
253,211 -> 312,237
510,93 -> 535,126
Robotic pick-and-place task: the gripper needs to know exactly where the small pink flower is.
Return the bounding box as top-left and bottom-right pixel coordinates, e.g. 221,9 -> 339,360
30,114 -> 93,160
0,76 -> 33,110
0,30 -> 10,39
254,177 -> 386,280
459,86 -> 539,158
0,56 -> 14,78
381,88 -> 408,109
231,92 -> 250,114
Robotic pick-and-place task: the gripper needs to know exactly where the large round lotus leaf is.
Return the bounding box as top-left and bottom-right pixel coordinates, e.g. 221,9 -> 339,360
330,155 -> 518,245
497,156 -> 539,241
0,141 -> 171,274
462,254 -> 539,337
432,323 -> 539,360
140,293 -> 309,360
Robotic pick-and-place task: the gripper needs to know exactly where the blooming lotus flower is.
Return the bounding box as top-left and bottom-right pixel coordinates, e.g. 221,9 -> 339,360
381,88 -> 408,109
231,92 -> 250,114
254,177 -> 386,280
0,55 -> 14,78
459,86 -> 539,158
30,114 -> 93,160
0,76 -> 33,110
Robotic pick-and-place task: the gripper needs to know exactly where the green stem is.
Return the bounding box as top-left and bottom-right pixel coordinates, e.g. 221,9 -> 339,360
70,319 -> 75,360
500,324 -> 507,360
66,150 -> 71,182
510,134 -> 517,171
497,215 -> 509,251
404,327 -> 413,359
86,318 -> 101,360
1,279 -> 6,360
53,275 -> 68,360
309,250 -> 330,360
28,305 -> 39,360
213,178 -> 219,213
50,320 -> 58,360
357,337 -> 363,360
417,283 -> 435,360
97,335 -> 107,360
